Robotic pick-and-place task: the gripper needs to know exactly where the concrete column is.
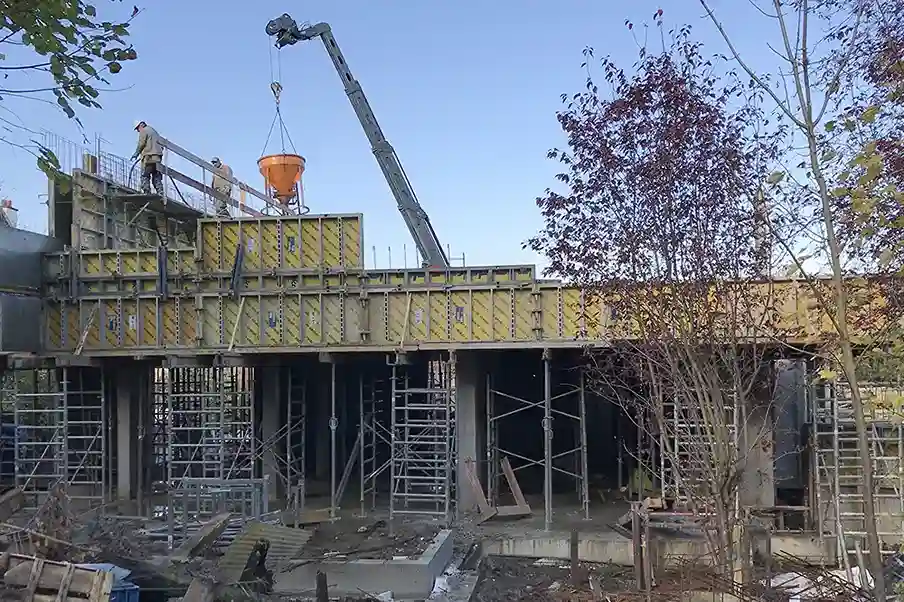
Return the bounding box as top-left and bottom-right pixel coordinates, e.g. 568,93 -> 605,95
741,393 -> 775,562
259,366 -> 282,503
456,352 -> 485,514
115,365 -> 139,501
773,359 -> 806,489
741,404 -> 775,507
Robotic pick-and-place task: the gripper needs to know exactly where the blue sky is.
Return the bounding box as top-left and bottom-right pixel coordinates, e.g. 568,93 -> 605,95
0,0 -> 775,269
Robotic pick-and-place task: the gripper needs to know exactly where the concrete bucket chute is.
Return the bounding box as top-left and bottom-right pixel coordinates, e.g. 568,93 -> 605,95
257,79 -> 309,214
258,153 -> 305,207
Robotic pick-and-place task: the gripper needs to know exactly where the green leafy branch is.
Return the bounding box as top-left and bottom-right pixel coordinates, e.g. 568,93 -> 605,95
0,0 -> 141,177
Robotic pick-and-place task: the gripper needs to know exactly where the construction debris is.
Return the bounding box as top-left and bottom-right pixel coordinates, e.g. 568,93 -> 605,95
217,522 -> 312,585
0,553 -> 113,602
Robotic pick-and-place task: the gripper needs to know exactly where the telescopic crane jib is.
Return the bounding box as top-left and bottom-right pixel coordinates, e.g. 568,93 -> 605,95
265,14 -> 450,268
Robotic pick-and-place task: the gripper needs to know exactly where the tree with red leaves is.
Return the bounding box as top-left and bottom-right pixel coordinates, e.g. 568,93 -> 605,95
530,18 -> 786,577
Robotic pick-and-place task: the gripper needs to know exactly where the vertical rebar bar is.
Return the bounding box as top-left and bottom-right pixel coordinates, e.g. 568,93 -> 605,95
543,349 -> 553,531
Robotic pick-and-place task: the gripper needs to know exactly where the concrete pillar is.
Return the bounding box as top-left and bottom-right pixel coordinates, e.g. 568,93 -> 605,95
773,359 -> 806,489
741,404 -> 775,507
456,352 -> 485,514
741,393 -> 775,562
115,365 -> 139,501
259,366 -> 282,503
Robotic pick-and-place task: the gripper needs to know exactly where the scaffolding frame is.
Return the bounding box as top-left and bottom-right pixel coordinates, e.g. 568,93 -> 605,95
389,352 -> 455,522
657,392 -> 739,506
12,367 -> 107,512
359,372 -> 390,515
163,365 -> 260,544
812,381 -> 904,564
486,350 -> 589,530
285,365 -> 307,515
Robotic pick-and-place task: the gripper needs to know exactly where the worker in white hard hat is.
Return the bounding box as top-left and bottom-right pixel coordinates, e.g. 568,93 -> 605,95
210,156 -> 234,217
130,120 -> 164,196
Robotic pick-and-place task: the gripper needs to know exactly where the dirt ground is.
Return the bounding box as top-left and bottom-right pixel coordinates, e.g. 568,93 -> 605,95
298,516 -> 442,561
473,556 -> 635,602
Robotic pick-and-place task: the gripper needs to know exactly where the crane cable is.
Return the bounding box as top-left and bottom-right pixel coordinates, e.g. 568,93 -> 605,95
260,40 -> 308,215
261,41 -> 298,157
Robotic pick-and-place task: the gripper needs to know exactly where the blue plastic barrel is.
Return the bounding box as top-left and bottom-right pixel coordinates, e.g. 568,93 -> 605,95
76,564 -> 140,602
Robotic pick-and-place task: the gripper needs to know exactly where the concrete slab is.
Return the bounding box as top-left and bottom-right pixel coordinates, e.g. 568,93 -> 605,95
274,529 -> 454,599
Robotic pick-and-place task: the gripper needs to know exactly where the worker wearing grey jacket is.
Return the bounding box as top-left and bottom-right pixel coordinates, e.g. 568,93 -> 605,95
210,157 -> 234,217
131,120 -> 164,196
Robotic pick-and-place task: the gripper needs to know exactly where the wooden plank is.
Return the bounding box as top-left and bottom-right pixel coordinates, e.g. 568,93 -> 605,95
4,558 -> 100,596
463,458 -> 496,524
496,456 -> 531,518
55,563 -> 75,602
0,488 -> 25,522
170,512 -> 232,561
500,456 -> 531,512
182,578 -> 215,602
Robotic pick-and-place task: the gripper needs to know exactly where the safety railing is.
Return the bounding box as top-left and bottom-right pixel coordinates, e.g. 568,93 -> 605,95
41,131 -> 283,217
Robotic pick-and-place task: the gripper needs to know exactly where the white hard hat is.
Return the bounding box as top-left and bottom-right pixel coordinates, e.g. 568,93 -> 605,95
211,156 -> 221,165
133,120 -> 145,130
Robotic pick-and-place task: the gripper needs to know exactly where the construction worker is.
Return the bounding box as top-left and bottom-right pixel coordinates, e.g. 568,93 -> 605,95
210,157 -> 234,217
131,120 -> 164,196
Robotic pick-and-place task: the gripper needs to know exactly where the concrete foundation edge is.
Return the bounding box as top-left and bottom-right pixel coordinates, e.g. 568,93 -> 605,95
274,529 -> 454,599
482,532 -> 833,566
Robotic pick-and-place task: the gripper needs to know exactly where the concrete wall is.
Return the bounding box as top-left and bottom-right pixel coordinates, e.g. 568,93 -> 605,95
0,295 -> 46,353
0,224 -> 61,292
0,225 -> 62,354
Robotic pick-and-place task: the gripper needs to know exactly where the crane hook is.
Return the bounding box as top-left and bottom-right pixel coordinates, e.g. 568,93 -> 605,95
270,81 -> 283,105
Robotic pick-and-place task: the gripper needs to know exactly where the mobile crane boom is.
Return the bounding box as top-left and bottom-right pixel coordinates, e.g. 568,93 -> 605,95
265,15 -> 450,268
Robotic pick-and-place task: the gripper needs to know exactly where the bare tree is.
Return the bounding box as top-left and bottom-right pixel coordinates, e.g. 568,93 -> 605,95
698,1 -> 904,596
529,15 -> 786,577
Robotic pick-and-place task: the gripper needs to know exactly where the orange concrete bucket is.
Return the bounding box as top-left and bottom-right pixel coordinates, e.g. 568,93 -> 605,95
258,153 -> 305,204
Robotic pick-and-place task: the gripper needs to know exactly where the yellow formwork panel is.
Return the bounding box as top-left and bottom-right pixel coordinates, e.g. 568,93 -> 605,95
43,280 -> 889,353
197,214 -> 363,272
360,265 -> 535,288
43,248 -> 197,281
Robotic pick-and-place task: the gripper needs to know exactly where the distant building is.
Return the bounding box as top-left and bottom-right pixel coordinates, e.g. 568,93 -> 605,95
0,199 -> 17,228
